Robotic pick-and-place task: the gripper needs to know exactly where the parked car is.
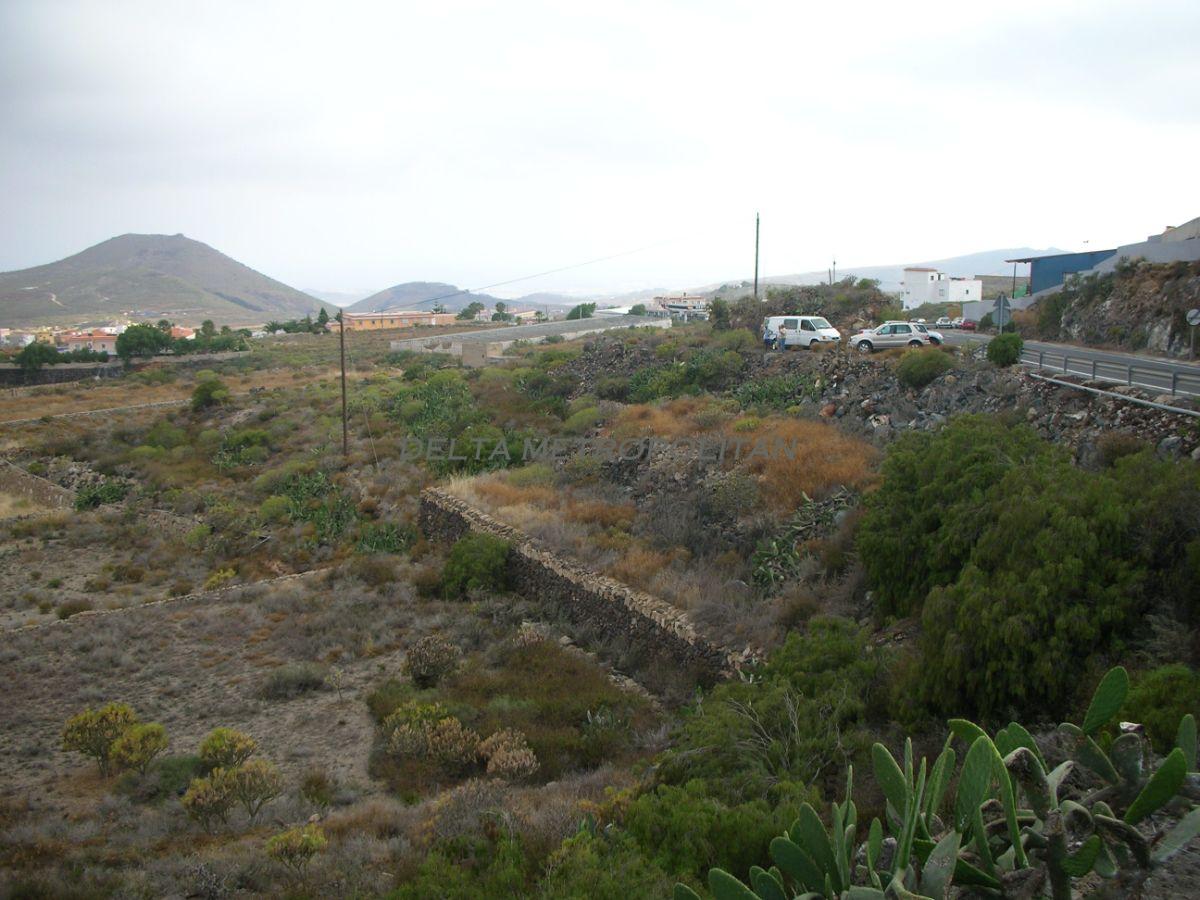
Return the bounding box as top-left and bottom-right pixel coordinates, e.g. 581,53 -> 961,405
951,316 -> 965,328
936,316 -> 952,328
761,315 -> 841,350
960,319 -> 977,331
912,323 -> 944,345
848,321 -> 929,353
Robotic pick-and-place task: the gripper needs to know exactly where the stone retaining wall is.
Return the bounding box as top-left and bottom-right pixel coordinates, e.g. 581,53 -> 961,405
419,488 -> 755,684
0,459 -> 75,509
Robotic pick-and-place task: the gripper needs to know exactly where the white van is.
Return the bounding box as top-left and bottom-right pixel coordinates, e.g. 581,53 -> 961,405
761,315 -> 841,350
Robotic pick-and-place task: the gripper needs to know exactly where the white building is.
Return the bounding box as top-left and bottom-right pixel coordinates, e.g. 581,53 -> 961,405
900,267 -> 982,311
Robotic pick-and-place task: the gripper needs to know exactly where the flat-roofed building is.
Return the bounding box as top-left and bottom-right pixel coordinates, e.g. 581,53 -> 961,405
341,310 -> 458,330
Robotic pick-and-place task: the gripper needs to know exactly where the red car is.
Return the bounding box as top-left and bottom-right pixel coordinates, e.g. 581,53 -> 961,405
960,320 -> 977,331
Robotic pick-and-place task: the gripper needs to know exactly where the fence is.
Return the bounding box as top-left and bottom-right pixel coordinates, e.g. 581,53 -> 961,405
1021,347 -> 1200,398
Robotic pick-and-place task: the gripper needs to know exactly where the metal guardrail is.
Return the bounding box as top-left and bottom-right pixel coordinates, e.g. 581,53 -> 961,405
1021,347 -> 1200,399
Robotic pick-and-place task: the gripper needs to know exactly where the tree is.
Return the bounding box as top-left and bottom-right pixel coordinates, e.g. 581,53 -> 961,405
198,727 -> 258,770
432,302 -> 447,314
457,301 -> 485,320
316,307 -> 330,326
629,304 -> 647,317
264,321 -> 283,333
230,759 -> 283,822
156,319 -> 173,332
566,303 -> 596,320
111,722 -> 169,774
200,319 -> 216,337
116,324 -> 171,361
62,703 -> 139,776
192,377 -> 231,411
709,298 -> 731,330
15,341 -> 61,372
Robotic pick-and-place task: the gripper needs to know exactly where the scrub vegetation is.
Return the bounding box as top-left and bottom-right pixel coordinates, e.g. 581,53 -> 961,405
2,317 -> 1198,898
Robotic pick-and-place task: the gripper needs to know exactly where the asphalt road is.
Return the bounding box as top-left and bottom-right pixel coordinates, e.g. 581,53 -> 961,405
941,331 -> 1200,398
390,315 -> 667,348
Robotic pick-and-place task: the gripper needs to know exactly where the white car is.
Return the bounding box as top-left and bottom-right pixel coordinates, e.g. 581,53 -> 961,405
849,321 -> 930,353
761,315 -> 841,350
936,316 -> 953,328
912,323 -> 944,345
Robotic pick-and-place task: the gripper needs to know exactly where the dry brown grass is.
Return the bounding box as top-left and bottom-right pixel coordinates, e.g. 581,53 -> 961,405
610,396 -> 725,439
565,499 -> 636,530
729,418 -> 878,512
473,481 -> 560,510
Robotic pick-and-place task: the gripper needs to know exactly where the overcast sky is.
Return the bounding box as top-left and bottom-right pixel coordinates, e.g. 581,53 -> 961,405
1,0 -> 1197,296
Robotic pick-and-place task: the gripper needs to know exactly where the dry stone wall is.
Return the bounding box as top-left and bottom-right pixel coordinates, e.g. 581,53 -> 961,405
419,488 -> 754,684
1,459 -> 75,509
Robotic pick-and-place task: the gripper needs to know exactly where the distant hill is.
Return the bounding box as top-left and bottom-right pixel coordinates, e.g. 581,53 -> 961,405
305,288 -> 377,308
348,282 -> 504,314
349,282 -> 586,315
757,247 -> 1066,293
0,234 -> 331,327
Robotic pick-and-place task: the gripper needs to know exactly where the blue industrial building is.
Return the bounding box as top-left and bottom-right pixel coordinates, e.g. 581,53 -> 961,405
1006,249 -> 1117,295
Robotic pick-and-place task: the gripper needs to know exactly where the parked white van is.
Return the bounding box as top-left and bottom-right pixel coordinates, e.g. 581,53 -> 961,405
761,315 -> 841,350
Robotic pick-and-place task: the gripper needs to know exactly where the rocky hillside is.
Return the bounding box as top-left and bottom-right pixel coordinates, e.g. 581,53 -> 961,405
0,234 -> 330,328
1029,259 -> 1200,357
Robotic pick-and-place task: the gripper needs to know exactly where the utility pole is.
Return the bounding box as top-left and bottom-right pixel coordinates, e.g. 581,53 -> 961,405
1012,261 -> 1018,298
832,258 -> 837,284
338,311 -> 348,458
753,212 -> 760,300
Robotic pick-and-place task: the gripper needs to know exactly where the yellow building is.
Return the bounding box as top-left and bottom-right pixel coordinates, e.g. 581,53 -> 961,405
341,311 -> 458,331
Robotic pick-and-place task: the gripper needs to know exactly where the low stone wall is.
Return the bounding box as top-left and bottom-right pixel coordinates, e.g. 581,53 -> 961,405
419,488 -> 754,684
0,362 -> 124,387
0,459 -> 76,509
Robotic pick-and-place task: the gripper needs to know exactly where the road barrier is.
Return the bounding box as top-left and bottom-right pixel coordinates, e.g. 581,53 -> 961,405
1022,347 -> 1200,398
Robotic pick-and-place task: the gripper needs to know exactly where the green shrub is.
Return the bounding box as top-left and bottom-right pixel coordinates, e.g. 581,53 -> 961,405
402,635 -> 461,688
262,663 -> 327,700
595,376 -> 630,401
258,495 -> 290,523
266,824 -> 327,876
392,835 -> 530,899
55,598 -> 93,619
896,347 -> 953,388
733,374 -> 817,410
624,780 -> 802,886
356,521 -> 416,553
62,703 -> 139,776
74,480 -> 129,510
1123,665 -> 1200,754
562,406 -> 602,435
987,332 -> 1023,366
182,768 -> 236,832
198,727 -> 258,770
859,416 -> 1189,720
230,759 -> 283,822
538,833 -> 673,899
191,377 -> 231,411
111,723 -> 169,774
441,533 -> 511,597
659,618 -> 878,805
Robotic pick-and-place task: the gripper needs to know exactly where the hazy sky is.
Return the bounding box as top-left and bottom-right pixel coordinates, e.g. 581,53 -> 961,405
1,0 -> 1197,296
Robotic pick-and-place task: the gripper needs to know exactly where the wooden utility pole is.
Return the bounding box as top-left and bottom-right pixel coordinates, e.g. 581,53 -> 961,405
753,212 -> 760,300
338,312 -> 348,458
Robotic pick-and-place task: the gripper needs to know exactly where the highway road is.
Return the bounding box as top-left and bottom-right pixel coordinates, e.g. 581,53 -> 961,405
941,331 -> 1200,399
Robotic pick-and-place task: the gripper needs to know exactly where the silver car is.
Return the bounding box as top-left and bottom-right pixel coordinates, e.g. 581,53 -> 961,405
849,321 -> 930,353
912,323 -> 944,345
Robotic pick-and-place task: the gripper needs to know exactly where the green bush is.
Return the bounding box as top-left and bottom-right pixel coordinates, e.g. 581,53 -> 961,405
895,347 -> 953,388
111,723 -> 169,774
987,332 -> 1023,367
860,416 -> 1199,720
262,663 -> 327,700
198,727 -> 258,770
733,374 -> 817,410
62,703 -> 139,776
74,480 -> 129,510
659,618 -> 878,805
441,533 -> 511,598
562,406 -> 602,435
1123,665 -> 1200,754
191,377 -> 231,411
623,781 -> 800,886
537,832 -> 673,899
